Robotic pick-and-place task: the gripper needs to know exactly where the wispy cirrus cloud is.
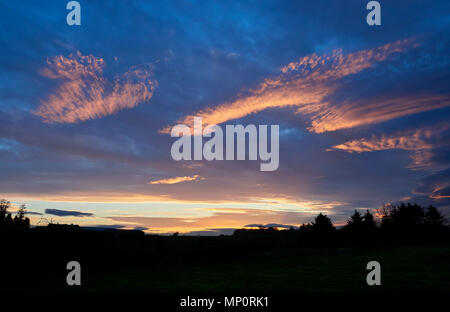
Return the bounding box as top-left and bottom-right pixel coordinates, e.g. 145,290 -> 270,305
329,129 -> 434,153
410,168 -> 450,210
329,123 -> 450,169
34,52 -> 157,123
160,38 -> 450,134
305,93 -> 450,134
148,175 -> 203,185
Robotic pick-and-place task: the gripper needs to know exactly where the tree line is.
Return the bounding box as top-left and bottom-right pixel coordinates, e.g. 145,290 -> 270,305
0,198 -> 447,245
233,202 -> 448,246
300,202 -> 444,233
0,199 -> 30,228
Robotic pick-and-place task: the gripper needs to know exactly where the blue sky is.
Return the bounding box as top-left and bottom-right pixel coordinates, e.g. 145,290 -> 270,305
0,0 -> 449,234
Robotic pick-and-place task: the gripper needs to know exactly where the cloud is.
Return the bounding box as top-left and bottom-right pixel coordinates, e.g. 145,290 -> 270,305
183,228 -> 237,236
108,208 -> 317,234
329,129 -> 433,153
329,123 -> 450,169
160,38 -> 450,134
430,186 -> 450,200
244,223 -> 296,229
45,208 -> 94,217
305,93 -> 450,134
83,224 -> 125,230
133,226 -> 148,231
34,51 -> 157,123
24,211 -> 43,215
406,168 -> 450,213
148,175 -> 203,185
1,2 -> 448,231
414,168 -> 450,199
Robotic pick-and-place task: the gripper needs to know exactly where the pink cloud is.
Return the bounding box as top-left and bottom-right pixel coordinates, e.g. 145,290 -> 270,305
109,208 -> 313,233
34,52 -> 157,123
329,123 -> 450,169
159,38 -> 450,134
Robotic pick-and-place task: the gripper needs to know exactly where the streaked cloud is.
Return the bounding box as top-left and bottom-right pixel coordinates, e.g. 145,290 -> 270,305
34,52 -> 157,123
244,223 -> 296,229
108,208 -> 315,234
24,211 -> 43,216
161,38 -> 450,134
430,185 -> 450,199
148,175 -> 203,185
45,208 -> 94,217
329,124 -> 450,169
330,129 -> 433,153
306,94 -> 450,133
409,168 -> 450,210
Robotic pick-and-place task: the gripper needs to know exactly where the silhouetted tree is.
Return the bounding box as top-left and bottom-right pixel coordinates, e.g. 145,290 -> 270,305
345,210 -> 364,232
16,204 -> 26,220
425,205 -> 444,226
377,203 -> 394,228
311,213 -> 335,233
344,210 -> 377,245
391,203 -> 424,228
375,202 -> 449,244
0,200 -> 30,228
12,204 -> 30,228
298,223 -> 312,232
362,210 -> 377,231
5,212 -> 12,225
378,202 -> 426,230
0,199 -> 11,225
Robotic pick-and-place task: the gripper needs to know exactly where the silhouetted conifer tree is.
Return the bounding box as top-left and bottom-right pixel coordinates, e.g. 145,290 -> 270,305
362,210 -> 377,231
345,210 -> 364,232
425,205 -> 444,226
312,213 -> 335,233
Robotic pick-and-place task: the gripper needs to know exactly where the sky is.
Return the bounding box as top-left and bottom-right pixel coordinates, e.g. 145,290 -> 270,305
0,0 -> 449,235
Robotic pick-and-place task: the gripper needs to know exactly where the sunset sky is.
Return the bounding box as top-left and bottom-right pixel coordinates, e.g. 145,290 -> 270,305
1,0 -> 449,234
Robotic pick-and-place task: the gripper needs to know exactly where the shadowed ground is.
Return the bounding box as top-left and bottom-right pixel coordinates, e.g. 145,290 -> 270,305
17,245 -> 449,292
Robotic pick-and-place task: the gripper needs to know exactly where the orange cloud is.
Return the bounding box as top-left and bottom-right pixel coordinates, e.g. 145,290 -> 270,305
306,94 -> 450,133
330,130 -> 433,153
109,208 -> 312,234
329,124 -> 450,169
430,184 -> 450,199
34,51 -> 157,123
148,175 -> 203,185
159,38 -> 449,134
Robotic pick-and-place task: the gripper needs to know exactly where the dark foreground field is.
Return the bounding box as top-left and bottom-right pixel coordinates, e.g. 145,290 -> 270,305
2,203 -> 449,293
10,244 -> 450,292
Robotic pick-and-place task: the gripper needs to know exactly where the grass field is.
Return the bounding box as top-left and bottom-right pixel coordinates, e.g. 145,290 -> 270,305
61,245 -> 450,292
